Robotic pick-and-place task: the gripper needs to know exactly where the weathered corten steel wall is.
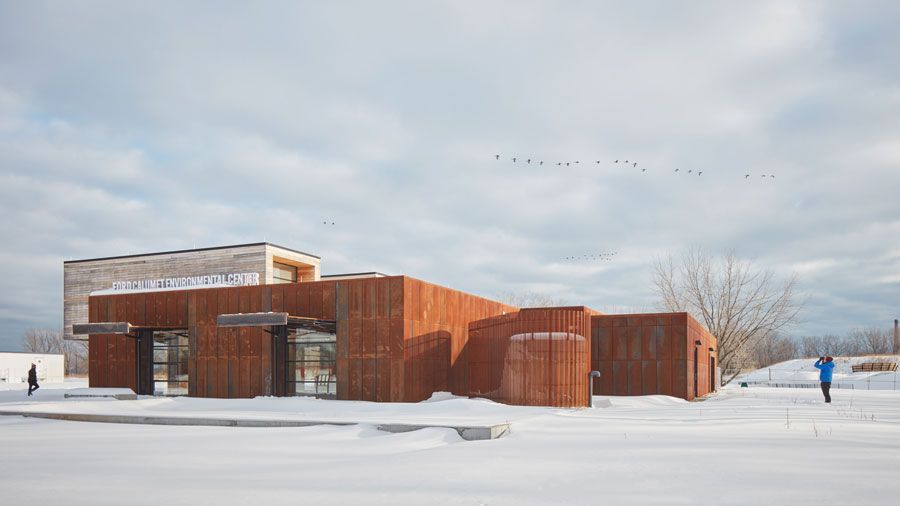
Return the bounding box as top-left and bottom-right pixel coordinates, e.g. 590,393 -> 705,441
591,312 -> 717,401
88,290 -> 189,393
468,307 -> 595,407
88,276 -> 513,401
401,277 -> 516,401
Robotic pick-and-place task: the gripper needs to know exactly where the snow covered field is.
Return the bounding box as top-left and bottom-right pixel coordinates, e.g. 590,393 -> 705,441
1,380 -> 898,505
735,356 -> 900,390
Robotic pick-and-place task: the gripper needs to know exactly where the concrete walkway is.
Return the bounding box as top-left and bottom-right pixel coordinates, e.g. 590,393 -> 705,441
0,409 -> 509,441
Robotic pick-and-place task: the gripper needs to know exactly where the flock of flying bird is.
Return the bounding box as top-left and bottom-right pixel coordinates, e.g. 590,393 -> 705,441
494,154 -> 776,180
563,252 -> 618,262
492,153 -> 781,265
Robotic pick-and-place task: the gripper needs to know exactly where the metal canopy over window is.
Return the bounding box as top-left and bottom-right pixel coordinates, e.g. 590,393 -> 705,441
216,312 -> 335,334
71,322 -> 191,337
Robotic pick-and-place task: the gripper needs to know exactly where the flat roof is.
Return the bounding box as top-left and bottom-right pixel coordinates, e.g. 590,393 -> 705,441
64,242 -> 321,264
321,272 -> 389,278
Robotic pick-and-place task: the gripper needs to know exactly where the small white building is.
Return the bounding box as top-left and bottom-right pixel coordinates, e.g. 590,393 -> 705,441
0,352 -> 65,384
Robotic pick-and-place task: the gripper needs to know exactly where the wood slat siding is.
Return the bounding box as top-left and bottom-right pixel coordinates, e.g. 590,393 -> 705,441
591,312 -> 717,401
467,307 -> 594,408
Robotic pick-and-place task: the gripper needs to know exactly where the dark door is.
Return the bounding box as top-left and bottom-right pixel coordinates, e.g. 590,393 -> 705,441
709,356 -> 716,392
136,329 -> 154,395
693,347 -> 699,398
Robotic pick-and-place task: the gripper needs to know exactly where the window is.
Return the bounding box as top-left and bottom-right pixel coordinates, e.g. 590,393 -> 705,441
152,331 -> 189,396
286,330 -> 335,398
273,262 -> 298,284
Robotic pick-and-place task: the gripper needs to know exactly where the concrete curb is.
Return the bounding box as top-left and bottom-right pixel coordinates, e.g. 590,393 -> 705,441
0,410 -> 509,441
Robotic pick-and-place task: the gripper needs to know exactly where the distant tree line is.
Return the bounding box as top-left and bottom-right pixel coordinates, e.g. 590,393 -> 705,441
747,327 -> 895,370
21,328 -> 88,375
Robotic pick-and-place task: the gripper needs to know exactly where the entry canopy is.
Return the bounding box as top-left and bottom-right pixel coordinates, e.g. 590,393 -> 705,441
217,312 -> 336,334
72,322 -> 132,335
71,322 -> 189,336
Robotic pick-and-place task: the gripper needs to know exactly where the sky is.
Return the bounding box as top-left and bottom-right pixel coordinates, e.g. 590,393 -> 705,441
1,1 -> 899,351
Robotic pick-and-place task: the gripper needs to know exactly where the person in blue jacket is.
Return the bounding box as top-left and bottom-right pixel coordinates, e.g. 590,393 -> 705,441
814,356 -> 835,403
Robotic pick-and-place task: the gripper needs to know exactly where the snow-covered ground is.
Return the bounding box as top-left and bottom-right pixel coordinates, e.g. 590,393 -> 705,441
1,380 -> 899,505
735,356 -> 900,390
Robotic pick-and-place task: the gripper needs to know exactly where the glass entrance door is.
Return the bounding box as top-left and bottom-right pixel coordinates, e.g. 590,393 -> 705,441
152,330 -> 189,396
285,329 -> 336,398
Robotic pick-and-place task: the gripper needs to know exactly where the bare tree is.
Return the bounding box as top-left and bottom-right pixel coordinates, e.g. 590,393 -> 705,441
22,328 -> 59,354
496,290 -> 568,308
21,328 -> 88,375
653,248 -> 802,384
848,327 -> 892,355
799,334 -> 849,358
750,332 -> 798,369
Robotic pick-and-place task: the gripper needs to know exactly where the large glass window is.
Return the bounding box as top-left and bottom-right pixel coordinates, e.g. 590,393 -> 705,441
153,330 -> 189,396
273,262 -> 298,284
286,329 -> 335,398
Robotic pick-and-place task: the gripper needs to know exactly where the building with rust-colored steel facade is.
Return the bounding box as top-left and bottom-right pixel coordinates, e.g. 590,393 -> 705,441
69,244 -> 717,407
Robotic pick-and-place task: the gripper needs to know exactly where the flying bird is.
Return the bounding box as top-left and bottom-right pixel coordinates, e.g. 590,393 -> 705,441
745,174 -> 750,179
633,162 -> 637,168
540,161 -> 544,165
614,160 -> 619,163
566,162 -> 570,166
512,157 -> 517,163
675,168 -> 680,172
495,154 -> 500,160
698,171 -> 703,176
527,159 -> 531,164
642,168 -> 647,172
688,170 -> 692,174
596,160 -> 601,164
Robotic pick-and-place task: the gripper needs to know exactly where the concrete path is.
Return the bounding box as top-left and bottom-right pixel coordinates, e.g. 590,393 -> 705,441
0,409 -> 509,441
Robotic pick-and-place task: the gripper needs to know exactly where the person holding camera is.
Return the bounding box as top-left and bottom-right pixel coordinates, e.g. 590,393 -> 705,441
814,356 -> 835,403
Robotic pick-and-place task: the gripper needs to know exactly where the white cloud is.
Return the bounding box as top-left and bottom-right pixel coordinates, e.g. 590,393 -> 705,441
0,1 -> 899,348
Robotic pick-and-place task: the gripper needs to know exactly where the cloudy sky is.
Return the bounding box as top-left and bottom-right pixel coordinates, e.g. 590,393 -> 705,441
1,1 -> 899,351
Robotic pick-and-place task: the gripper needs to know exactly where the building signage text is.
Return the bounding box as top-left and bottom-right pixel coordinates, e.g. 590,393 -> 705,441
111,272 -> 260,291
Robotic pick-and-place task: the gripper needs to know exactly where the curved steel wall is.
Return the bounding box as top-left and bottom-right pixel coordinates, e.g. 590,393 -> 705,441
468,307 -> 593,407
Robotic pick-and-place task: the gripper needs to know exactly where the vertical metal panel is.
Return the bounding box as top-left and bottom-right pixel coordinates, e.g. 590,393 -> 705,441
322,281 -> 336,320
206,289 -> 219,398
613,326 -> 628,361
361,318 -> 376,358
673,359 -> 688,399
642,326 -> 658,360
641,361 -> 658,395
627,326 -> 642,361
309,283 -> 324,318
187,292 -> 198,396
296,282 -> 310,317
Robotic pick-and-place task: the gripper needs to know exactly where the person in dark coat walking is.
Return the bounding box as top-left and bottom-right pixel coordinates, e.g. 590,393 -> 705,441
27,363 -> 39,396
814,356 -> 835,403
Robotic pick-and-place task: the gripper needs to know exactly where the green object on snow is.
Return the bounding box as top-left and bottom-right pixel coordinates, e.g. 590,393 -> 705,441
740,382 -> 748,388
